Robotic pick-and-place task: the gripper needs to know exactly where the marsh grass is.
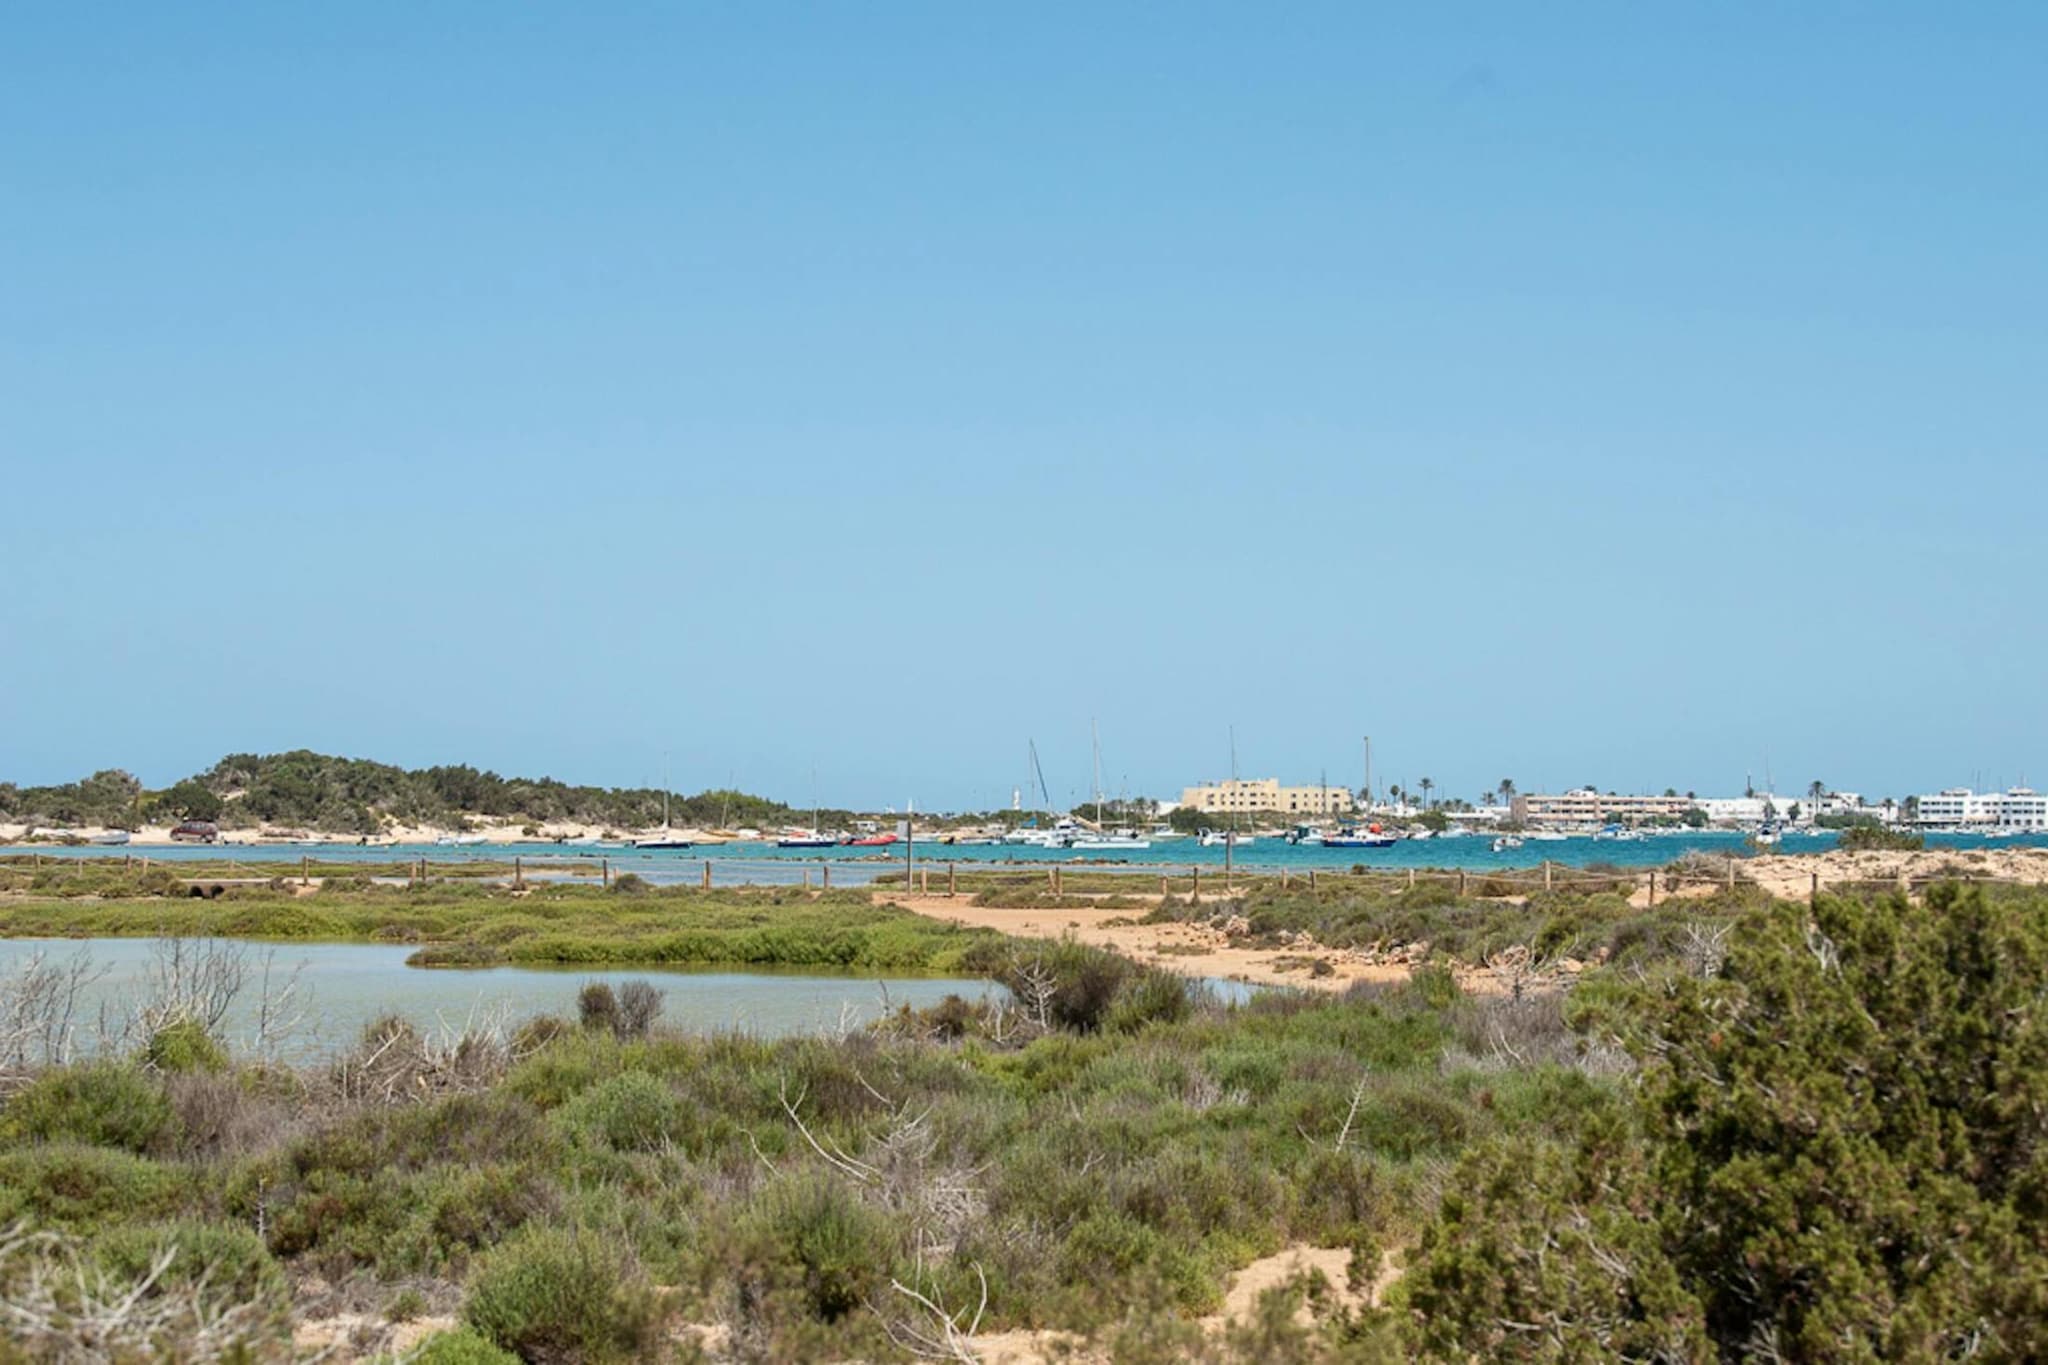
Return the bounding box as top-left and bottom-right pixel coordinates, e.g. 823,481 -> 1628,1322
0,926 -> 1614,1359
0,880 -> 1001,974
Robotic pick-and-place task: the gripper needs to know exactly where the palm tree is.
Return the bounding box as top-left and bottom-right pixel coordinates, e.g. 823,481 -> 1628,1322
1808,780 -> 1826,807
1419,777 -> 1435,810
1499,778 -> 1516,803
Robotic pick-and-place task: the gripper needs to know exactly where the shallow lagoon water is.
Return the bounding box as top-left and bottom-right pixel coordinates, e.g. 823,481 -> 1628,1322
0,937 -> 1003,1064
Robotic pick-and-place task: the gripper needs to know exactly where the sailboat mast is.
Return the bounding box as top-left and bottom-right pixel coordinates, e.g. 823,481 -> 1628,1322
1092,718 -> 1103,827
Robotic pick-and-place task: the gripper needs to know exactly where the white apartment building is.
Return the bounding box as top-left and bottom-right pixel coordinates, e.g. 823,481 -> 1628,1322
1512,790 -> 1700,826
1180,778 -> 1355,817
1915,788 -> 2048,829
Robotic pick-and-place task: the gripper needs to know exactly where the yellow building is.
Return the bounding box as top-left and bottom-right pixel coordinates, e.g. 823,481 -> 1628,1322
1179,778 -> 1355,817
1510,790 -> 1698,826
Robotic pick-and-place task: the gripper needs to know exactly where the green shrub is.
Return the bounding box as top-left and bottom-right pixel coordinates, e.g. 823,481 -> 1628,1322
464,1225 -> 662,1363
409,1326 -> 522,1364
1105,971 -> 1192,1034
143,1017 -> 230,1075
0,1061 -> 172,1152
92,1217 -> 287,1319
1839,824 -> 1925,852
1407,962 -> 1460,1010
553,1070 -> 686,1153
0,1145 -> 189,1230
738,1174 -> 899,1322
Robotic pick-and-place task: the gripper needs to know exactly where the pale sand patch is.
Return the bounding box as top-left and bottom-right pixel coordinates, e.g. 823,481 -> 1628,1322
1738,847 -> 2048,900
880,891 -> 1426,994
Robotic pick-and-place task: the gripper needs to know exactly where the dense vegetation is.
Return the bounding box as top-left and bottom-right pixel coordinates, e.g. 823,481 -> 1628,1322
3,876 -> 2043,1360
0,751 -> 833,835
0,872 -> 994,974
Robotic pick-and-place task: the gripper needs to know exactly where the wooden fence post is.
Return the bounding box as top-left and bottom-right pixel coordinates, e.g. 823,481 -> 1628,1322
602,857 -> 610,887
1647,871 -> 1656,906
1810,870 -> 1819,906
1408,867 -> 1416,889
1309,868 -> 1317,892
1052,866 -> 1063,897
1160,874 -> 1169,896
301,855 -> 310,887
822,864 -> 831,890
514,856 -> 523,890
1544,861 -> 1553,891
1728,858 -> 1737,889
803,868 -> 812,890
948,862 -> 957,897
920,867 -> 929,894
1191,865 -> 1200,904
1457,869 -> 1467,896
701,860 -> 712,890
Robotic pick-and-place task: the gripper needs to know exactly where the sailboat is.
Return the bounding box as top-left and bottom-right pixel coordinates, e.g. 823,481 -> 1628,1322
1200,727 -> 1256,848
1070,721 -> 1150,851
635,758 -> 694,849
778,772 -> 837,848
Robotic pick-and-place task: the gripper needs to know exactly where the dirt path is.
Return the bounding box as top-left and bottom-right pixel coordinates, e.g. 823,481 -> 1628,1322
882,891 -> 1430,994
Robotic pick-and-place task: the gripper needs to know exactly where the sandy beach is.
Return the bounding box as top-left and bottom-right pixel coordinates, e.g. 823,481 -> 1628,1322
882,846 -> 2048,997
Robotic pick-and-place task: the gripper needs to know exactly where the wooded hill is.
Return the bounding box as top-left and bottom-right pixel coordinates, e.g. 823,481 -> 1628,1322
0,751 -> 834,835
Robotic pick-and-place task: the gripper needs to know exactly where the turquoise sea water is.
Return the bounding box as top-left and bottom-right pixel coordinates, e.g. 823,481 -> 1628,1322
21,828 -> 2041,886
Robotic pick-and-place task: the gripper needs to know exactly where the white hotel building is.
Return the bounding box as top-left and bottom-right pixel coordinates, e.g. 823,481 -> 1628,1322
1915,788 -> 2048,829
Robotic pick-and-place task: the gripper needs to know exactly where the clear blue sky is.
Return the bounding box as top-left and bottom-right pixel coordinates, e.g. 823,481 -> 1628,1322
4,4 -> 2043,809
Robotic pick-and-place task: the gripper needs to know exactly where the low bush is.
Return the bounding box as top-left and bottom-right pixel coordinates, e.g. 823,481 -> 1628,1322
463,1225 -> 663,1364
553,1070 -> 687,1153
92,1217 -> 289,1321
144,1017 -> 231,1075
411,1326 -> 523,1364
0,1144 -> 190,1231
0,1061 -> 173,1152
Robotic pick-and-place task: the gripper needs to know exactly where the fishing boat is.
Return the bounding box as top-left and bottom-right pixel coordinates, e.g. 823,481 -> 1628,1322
1198,829 -> 1256,847
1071,831 -> 1151,852
848,832 -> 900,847
1324,826 -> 1398,849
1492,835 -> 1525,852
88,830 -> 131,846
